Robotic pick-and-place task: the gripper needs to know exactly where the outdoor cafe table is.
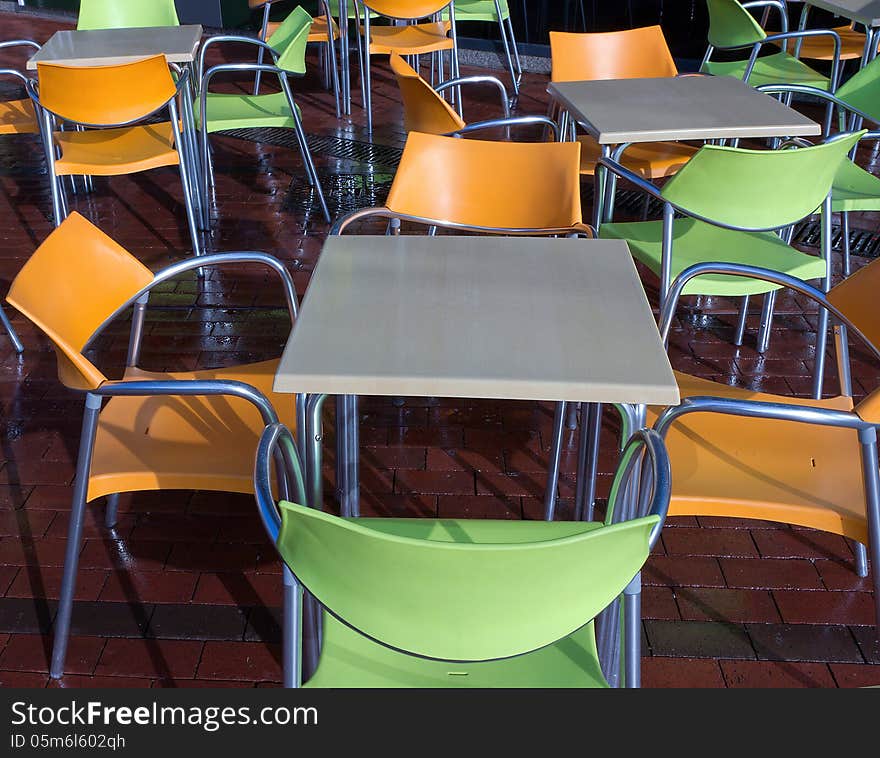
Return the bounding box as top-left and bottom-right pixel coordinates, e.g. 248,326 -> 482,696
27,25 -> 203,69
548,74 -> 822,227
273,234 -> 680,688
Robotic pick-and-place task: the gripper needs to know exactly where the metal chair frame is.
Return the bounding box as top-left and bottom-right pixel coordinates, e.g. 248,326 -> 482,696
254,420 -> 671,688
25,67 -> 205,258
46,251 -> 298,679
652,259 -> 880,634
197,38 -> 332,225
452,0 -> 522,100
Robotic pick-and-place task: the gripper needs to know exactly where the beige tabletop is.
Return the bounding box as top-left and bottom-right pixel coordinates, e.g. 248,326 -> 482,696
548,75 -> 821,144
274,236 -> 680,406
803,0 -> 880,27
27,25 -> 203,69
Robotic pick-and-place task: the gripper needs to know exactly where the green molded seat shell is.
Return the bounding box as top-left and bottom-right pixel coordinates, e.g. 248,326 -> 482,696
705,0 -> 765,48
835,54 -> 880,122
304,614 -> 607,688
600,218 -> 827,296
267,5 -> 313,73
276,502 -> 658,662
702,53 -> 832,90
77,0 -> 180,29
659,136 -> 862,229
832,158 -> 880,212
443,0 -> 510,21
198,92 -> 302,132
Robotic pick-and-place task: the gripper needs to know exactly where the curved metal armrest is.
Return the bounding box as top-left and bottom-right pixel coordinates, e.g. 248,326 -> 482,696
446,115 -> 560,141
436,74 -> 510,118
604,429 -> 672,549
654,396 -> 870,442
0,40 -> 41,52
755,30 -> 841,86
656,261 -> 880,363
330,206 -> 594,237
84,252 -> 298,351
596,156 -> 666,204
198,34 -> 279,81
200,62 -> 292,95
0,68 -> 29,85
254,422 -> 308,543
756,84 -> 879,128
742,0 -> 789,33
94,379 -> 280,426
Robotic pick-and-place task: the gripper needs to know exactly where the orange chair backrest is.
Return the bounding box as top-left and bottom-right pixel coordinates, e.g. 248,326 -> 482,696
389,53 -> 465,134
6,213 -> 154,391
37,54 -> 177,125
384,131 -> 583,229
826,257 -> 880,422
549,26 -> 678,83
363,0 -> 449,18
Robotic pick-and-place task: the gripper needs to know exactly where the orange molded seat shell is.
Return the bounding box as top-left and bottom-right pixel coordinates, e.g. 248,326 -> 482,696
767,24 -> 871,61
389,53 -> 465,134
0,99 -> 38,135
87,360 -> 296,502
36,55 -> 177,125
577,134 -> 697,179
369,22 -> 454,55
549,26 -> 678,83
385,131 -> 583,229
6,212 -> 154,391
52,122 -> 179,176
366,0 -> 452,16
649,372 -> 869,543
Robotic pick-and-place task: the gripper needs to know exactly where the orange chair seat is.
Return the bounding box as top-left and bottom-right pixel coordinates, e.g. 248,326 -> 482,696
266,15 -> 340,41
648,371 -> 869,543
369,22 -> 454,55
86,359 -> 297,502
766,25 -> 871,61
0,98 -> 38,135
53,122 -> 180,176
577,134 -> 698,179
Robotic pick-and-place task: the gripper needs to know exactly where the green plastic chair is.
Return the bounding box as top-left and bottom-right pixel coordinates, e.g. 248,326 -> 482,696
253,423 -> 671,688
196,5 -> 330,223
77,0 -> 180,29
700,0 -> 840,108
597,131 -> 862,400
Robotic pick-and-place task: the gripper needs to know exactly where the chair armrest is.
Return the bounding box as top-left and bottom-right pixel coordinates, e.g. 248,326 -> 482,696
198,34 -> 279,82
0,68 -> 29,85
446,115 -> 560,141
595,156 -> 666,205
757,83 -> 879,129
747,30 -> 842,89
0,39 -> 40,52
255,423 -> 308,542
436,74 -> 510,119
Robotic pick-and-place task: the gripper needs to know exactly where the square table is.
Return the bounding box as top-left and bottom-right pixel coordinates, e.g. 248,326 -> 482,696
27,25 -> 203,69
548,75 -> 822,226
273,234 -> 680,688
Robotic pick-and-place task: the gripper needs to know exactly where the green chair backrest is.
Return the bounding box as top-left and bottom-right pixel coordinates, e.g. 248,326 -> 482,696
275,502 -> 658,662
705,0 -> 766,49
267,5 -> 313,74
835,54 -> 880,124
77,0 -> 180,30
660,131 -> 863,230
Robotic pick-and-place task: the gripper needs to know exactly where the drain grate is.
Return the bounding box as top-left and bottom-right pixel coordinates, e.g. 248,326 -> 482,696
220,128 -> 404,168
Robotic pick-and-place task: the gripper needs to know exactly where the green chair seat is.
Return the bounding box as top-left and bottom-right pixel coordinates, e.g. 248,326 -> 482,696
198,92 -> 302,133
831,158 -> 880,212
304,614 -> 607,688
600,217 -> 827,296
703,52 -> 832,90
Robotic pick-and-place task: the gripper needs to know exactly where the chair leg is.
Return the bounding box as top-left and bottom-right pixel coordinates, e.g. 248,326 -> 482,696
842,210 -> 851,278
854,540 -> 869,578
0,302 -> 23,354
282,565 -> 303,688
812,303 -> 830,399
574,402 -> 602,521
104,493 -> 119,529
494,0 -> 518,99
50,394 -> 101,679
177,149 -> 204,258
733,295 -> 749,347
543,401 -> 567,521
756,290 -> 777,354
288,103 -> 331,223
327,31 -> 342,119
857,427 -> 880,636
506,16 -> 523,89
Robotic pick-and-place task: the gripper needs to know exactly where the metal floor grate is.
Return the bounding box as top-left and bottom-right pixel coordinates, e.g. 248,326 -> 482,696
283,172 -> 395,216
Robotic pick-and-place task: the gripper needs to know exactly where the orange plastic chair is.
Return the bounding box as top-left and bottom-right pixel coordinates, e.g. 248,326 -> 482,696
549,27 -> 698,180
28,55 -> 204,255
358,0 -> 460,133
389,52 -> 555,138
650,259 -> 880,635
250,0 -> 341,114
5,212 -> 299,680
332,130 -> 590,235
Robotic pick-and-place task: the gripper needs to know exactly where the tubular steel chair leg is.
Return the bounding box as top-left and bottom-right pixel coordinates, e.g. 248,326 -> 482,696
566,401 -> 579,430
756,290 -> 777,354
733,295 -> 749,346
282,565 -> 303,688
493,0 -> 518,99
858,427 -> 880,634
854,540 -> 869,578
506,15 -> 523,88
286,94 -> 331,223
0,303 -> 23,354
574,403 -> 602,522
254,4 -> 270,95
623,573 -> 642,688
543,401 -> 567,521
364,16 -> 373,133
104,493 -> 119,529
327,22 -> 342,119
50,393 -> 101,679
842,211 -> 851,278
813,306 -> 830,399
